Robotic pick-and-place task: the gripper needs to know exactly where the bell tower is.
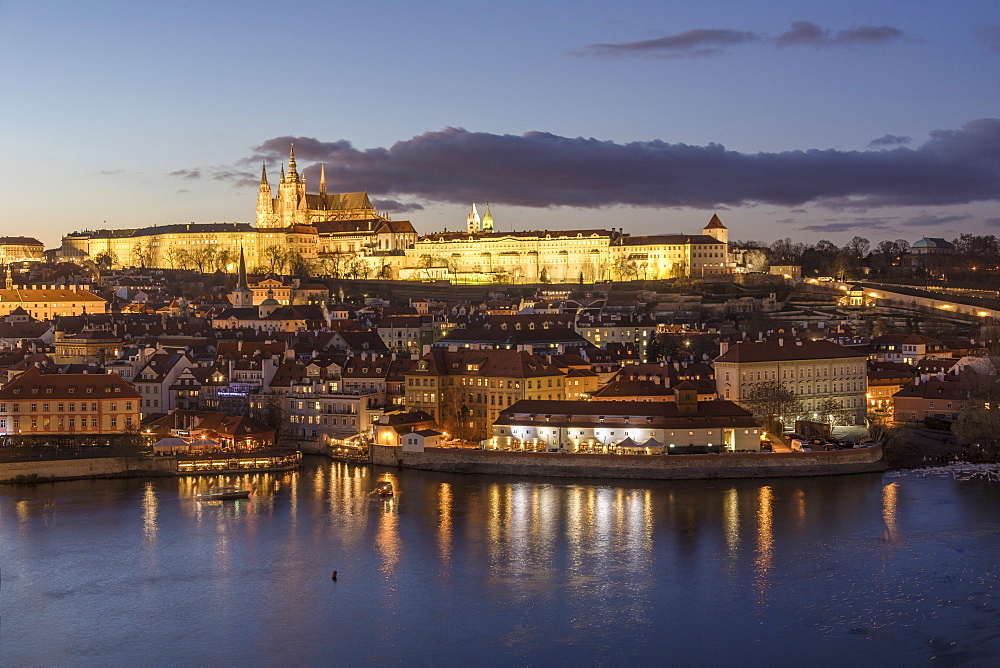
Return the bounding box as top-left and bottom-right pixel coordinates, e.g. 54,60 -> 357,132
256,162 -> 276,228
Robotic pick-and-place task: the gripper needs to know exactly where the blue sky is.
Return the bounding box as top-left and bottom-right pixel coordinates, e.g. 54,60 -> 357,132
1,0 -> 997,248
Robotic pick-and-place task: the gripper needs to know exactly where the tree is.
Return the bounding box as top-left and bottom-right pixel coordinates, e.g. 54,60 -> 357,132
93,249 -> 118,268
130,241 -> 153,268
189,246 -> 218,273
261,245 -> 291,274
744,248 -> 769,273
742,381 -> 802,436
815,398 -> 845,426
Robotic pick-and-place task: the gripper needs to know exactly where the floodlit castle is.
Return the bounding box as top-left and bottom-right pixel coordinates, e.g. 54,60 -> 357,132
256,145 -> 386,229
57,143 -> 732,282
59,145 -> 416,270
402,210 -> 731,283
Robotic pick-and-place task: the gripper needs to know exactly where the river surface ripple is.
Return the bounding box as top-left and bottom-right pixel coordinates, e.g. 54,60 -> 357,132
2,459 -> 999,666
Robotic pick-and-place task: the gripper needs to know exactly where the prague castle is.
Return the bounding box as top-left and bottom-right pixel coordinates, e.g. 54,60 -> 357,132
59,145 -> 732,282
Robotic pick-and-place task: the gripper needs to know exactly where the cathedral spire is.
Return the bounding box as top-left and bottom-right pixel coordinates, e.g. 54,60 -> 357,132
260,161 -> 268,186
280,163 -> 286,183
482,202 -> 494,232
320,162 -> 327,197
287,143 -> 298,180
237,245 -> 248,289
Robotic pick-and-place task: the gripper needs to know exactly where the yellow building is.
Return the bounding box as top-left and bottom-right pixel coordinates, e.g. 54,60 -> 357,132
0,287 -> 106,319
401,213 -> 731,283
0,237 -> 45,263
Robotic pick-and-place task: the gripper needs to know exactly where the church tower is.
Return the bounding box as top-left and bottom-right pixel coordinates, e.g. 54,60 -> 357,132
467,203 -> 481,234
481,203 -> 494,233
256,162 -> 276,228
703,213 -> 728,244
277,144 -> 308,227
230,246 -> 254,308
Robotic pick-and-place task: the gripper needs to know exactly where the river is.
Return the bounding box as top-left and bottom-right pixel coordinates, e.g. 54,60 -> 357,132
2,458 -> 999,666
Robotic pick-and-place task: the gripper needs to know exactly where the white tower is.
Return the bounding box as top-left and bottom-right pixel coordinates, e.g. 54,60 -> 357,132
467,203 -> 481,234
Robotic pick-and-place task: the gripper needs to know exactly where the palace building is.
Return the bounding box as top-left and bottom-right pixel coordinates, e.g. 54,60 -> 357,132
402,213 -> 730,282
57,144 -> 732,282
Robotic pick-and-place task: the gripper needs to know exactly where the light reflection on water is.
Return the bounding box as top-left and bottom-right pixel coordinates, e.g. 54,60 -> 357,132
2,461 -> 1000,665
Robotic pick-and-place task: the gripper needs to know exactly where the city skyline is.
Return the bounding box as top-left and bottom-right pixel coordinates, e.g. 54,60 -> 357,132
1,1 -> 997,248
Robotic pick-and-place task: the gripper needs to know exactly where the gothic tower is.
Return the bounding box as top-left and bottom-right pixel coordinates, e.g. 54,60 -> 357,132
230,246 -> 254,308
481,202 -> 494,233
703,213 -> 728,245
256,162 -> 276,228
277,144 -> 308,227
467,203 -> 481,234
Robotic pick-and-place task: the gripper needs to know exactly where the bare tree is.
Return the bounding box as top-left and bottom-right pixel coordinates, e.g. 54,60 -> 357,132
742,381 -> 802,435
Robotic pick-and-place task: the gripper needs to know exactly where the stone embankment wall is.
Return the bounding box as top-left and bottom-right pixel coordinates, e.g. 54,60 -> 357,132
371,444 -> 885,480
0,457 -> 176,483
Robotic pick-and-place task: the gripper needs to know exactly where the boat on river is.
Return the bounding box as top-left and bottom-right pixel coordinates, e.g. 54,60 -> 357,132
196,486 -> 251,501
373,481 -> 394,497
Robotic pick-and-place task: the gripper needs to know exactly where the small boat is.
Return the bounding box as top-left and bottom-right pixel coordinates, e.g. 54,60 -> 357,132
373,481 -> 394,497
197,486 -> 251,501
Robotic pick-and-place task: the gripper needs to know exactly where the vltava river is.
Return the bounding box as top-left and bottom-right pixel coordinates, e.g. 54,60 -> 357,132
2,459 -> 999,666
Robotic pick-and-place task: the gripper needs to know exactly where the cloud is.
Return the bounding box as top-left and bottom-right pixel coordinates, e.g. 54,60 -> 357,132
372,199 -> 425,213
169,166 -> 256,188
572,21 -> 907,58
572,28 -> 760,58
984,217 -> 1000,227
97,169 -> 127,176
799,217 -> 894,233
776,21 -> 906,47
868,134 -> 911,148
975,25 -> 1000,52
900,212 -> 973,227
245,118 -> 1000,212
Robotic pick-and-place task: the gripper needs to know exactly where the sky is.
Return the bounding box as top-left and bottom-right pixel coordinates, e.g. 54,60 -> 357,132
0,0 -> 997,249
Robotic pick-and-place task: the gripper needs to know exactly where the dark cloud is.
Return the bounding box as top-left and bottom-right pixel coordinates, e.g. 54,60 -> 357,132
372,199 -> 425,214
984,217 -> 1000,227
571,28 -> 760,58
975,25 -> 1000,51
169,166 -> 256,188
868,134 -> 911,148
776,21 -> 906,47
900,212 -> 973,227
799,217 -> 893,233
246,118 -> 1000,212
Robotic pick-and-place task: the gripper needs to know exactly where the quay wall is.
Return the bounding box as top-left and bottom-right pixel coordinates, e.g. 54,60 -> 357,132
371,444 -> 885,480
0,456 -> 176,483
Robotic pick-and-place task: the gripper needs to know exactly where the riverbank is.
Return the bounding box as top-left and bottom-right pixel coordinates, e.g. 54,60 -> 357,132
370,444 -> 887,480
0,452 -> 302,484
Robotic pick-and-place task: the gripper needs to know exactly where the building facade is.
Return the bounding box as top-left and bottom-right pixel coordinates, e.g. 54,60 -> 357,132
0,367 -> 140,437
715,339 -> 869,426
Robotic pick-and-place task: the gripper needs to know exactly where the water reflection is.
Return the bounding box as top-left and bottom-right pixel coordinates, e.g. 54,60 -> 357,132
754,485 -> 774,608
142,481 -> 157,542
724,486 -> 740,561
437,482 -> 453,571
882,482 -> 899,543
5,464 -> 1000,665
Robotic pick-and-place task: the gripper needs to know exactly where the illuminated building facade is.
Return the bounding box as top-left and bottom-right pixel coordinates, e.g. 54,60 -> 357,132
0,367 -> 140,437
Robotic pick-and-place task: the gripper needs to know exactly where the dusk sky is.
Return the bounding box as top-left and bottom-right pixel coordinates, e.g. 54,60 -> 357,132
1,0 -> 997,249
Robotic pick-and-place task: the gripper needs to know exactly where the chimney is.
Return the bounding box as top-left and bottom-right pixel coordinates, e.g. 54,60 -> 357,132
778,337 -> 784,346
719,340 -> 729,356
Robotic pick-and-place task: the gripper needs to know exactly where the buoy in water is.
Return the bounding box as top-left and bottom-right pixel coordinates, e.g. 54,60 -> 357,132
331,570 -> 338,581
